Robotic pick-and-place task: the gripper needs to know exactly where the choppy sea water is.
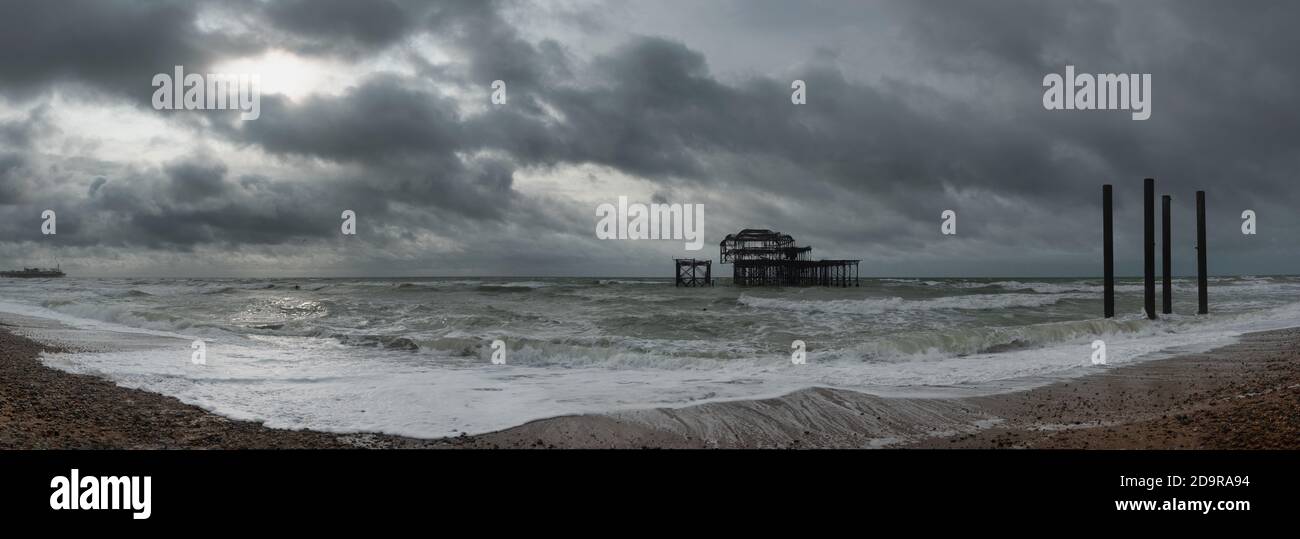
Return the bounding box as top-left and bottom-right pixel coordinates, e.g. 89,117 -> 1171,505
3,275 -> 1300,438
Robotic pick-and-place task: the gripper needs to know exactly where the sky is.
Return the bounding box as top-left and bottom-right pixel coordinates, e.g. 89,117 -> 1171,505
0,0 -> 1296,278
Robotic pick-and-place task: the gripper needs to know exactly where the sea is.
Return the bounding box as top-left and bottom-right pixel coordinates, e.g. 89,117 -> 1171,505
3,275 -> 1299,438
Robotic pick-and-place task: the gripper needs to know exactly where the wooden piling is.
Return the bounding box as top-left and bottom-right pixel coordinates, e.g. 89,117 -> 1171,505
1103,185 -> 1114,318
1144,178 -> 1156,319
1162,194 -> 1172,314
1197,191 -> 1208,314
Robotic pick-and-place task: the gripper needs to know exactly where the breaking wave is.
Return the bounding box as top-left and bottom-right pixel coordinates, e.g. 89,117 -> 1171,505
737,292 -> 1087,314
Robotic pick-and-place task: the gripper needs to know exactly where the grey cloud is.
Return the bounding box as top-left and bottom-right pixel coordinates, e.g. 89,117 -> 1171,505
263,0 -> 414,52
165,157 -> 229,201
3,0 -> 1300,277
233,81 -> 465,162
88,177 -> 108,197
0,0 -> 257,105
0,153 -> 30,205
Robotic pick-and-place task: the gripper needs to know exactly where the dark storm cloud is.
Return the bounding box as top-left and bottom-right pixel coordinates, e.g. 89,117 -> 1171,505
165,156 -> 229,201
227,79 -> 514,220
2,0 -> 1300,276
0,0 -> 258,104
0,105 -> 52,206
0,152 -> 29,205
0,0 -> 422,100
0,153 -> 316,248
262,0 -> 413,52
234,80 -> 465,162
426,1 -> 575,98
467,34 -> 1101,252
87,177 -> 108,197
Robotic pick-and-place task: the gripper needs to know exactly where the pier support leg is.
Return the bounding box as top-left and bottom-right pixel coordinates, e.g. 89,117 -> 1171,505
1144,178 -> 1156,320
1103,185 -> 1114,318
1162,194 -> 1172,314
1197,191 -> 1208,314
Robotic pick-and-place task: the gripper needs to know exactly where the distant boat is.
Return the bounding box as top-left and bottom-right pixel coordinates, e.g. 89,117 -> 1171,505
0,266 -> 66,278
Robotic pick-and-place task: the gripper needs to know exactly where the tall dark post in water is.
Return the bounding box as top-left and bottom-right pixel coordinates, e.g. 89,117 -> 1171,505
1197,191 -> 1208,314
1144,178 -> 1156,319
1103,185 -> 1114,318
1162,195 -> 1172,314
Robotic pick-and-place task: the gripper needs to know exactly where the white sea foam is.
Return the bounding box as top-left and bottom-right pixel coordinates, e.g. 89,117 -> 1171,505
4,276 -> 1300,438
737,292 -> 1087,314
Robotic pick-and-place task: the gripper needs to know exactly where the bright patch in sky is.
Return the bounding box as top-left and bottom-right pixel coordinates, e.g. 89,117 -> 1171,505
212,50 -> 354,100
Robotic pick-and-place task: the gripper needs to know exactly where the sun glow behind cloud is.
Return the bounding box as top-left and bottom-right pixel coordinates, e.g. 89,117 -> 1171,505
212,49 -> 356,100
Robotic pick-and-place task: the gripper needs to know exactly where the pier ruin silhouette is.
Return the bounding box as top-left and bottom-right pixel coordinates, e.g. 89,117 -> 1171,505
714,228 -> 859,287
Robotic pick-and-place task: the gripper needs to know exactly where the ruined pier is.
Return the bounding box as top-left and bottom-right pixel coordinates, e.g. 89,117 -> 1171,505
718,229 -> 859,287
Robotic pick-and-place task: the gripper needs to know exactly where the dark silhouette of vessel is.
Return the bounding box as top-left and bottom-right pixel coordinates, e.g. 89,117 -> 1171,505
0,265 -> 65,278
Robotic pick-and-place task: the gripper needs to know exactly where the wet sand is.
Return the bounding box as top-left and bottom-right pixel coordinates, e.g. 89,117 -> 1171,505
908,327 -> 1300,449
3,320 -> 1298,449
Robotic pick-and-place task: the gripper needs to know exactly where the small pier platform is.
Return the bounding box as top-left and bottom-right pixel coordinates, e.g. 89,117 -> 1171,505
674,258 -> 713,287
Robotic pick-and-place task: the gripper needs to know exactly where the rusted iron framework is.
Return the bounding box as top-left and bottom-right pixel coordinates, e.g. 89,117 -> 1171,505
719,229 -> 859,287
674,258 -> 713,287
